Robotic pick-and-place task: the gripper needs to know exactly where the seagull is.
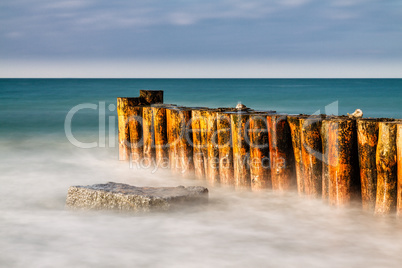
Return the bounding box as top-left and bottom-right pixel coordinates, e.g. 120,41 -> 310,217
236,102 -> 247,110
347,109 -> 363,118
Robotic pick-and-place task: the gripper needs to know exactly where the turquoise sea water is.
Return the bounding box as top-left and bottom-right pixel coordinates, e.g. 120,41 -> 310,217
1,79 -> 402,267
1,79 -> 401,138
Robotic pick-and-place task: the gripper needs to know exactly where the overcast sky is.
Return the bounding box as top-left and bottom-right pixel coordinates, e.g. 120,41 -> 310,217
1,0 -> 401,77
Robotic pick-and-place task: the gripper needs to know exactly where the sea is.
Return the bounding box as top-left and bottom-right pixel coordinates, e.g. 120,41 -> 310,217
1,79 -> 402,267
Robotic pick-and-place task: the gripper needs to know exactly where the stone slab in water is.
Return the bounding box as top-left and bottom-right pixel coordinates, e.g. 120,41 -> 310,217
66,182 -> 208,212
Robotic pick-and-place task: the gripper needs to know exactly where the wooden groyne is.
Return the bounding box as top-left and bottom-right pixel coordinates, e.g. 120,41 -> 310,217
117,90 -> 402,216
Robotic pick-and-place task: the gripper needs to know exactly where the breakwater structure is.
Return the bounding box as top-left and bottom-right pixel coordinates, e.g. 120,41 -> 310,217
117,90 -> 402,216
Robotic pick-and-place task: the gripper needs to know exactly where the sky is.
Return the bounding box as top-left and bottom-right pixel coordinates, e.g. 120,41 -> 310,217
0,0 -> 401,78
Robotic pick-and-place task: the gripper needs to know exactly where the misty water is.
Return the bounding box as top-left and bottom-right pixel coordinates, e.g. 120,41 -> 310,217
1,79 -> 402,267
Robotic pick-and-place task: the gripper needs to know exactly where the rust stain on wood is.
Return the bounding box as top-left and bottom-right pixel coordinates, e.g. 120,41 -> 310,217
267,114 -> 295,192
217,112 -> 235,186
397,123 -> 402,216
152,105 -> 170,167
287,115 -> 306,195
231,112 -> 251,189
142,106 -> 155,167
375,121 -> 398,215
326,118 -> 361,207
301,116 -> 324,198
249,113 -> 272,190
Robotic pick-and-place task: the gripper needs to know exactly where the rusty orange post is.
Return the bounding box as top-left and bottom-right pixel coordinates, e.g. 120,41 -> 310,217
300,116 -> 324,198
176,108 -> 194,176
321,119 -> 330,201
397,123 -> 402,216
199,110 -> 210,177
375,121 -> 398,215
249,113 -> 272,190
326,118 -> 360,207
191,109 -> 203,178
191,109 -> 209,179
217,111 -> 235,186
230,111 -> 251,189
142,106 -> 155,167
287,115 -> 307,195
127,106 -> 144,162
205,109 -> 220,185
166,107 -> 180,171
117,91 -> 162,162
356,118 -> 381,211
152,104 -> 172,168
266,114 -> 295,192
117,97 -> 142,160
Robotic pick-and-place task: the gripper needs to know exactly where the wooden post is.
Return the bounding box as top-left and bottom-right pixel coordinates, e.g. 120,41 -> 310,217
287,115 -> 307,195
117,91 -> 162,162
249,113 -> 272,190
176,108 -> 194,176
191,109 -> 209,179
140,90 -> 163,104
152,104 -> 174,168
166,107 -> 180,171
266,114 -> 295,191
128,106 -> 144,162
321,119 -> 330,201
231,111 -> 251,189
300,116 -> 324,198
117,97 -> 142,160
142,106 -> 155,167
397,123 -> 402,216
217,111 -> 235,186
205,109 -> 220,185
357,118 -> 381,211
326,118 -> 360,207
375,121 -> 398,215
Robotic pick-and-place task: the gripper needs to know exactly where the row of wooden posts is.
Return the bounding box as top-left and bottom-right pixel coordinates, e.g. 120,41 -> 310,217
117,90 -> 402,216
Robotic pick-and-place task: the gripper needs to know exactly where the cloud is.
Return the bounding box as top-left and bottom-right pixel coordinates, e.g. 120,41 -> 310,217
280,0 -> 312,7
43,0 -> 93,10
0,0 -> 400,64
5,31 -> 23,39
330,0 -> 366,7
0,0 -> 312,32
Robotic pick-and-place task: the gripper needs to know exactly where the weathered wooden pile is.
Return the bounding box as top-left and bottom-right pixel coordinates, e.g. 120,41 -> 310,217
117,90 -> 402,216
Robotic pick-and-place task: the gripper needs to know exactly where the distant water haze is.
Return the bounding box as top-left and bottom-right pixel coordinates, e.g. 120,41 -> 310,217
1,60 -> 402,78
1,79 -> 402,267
